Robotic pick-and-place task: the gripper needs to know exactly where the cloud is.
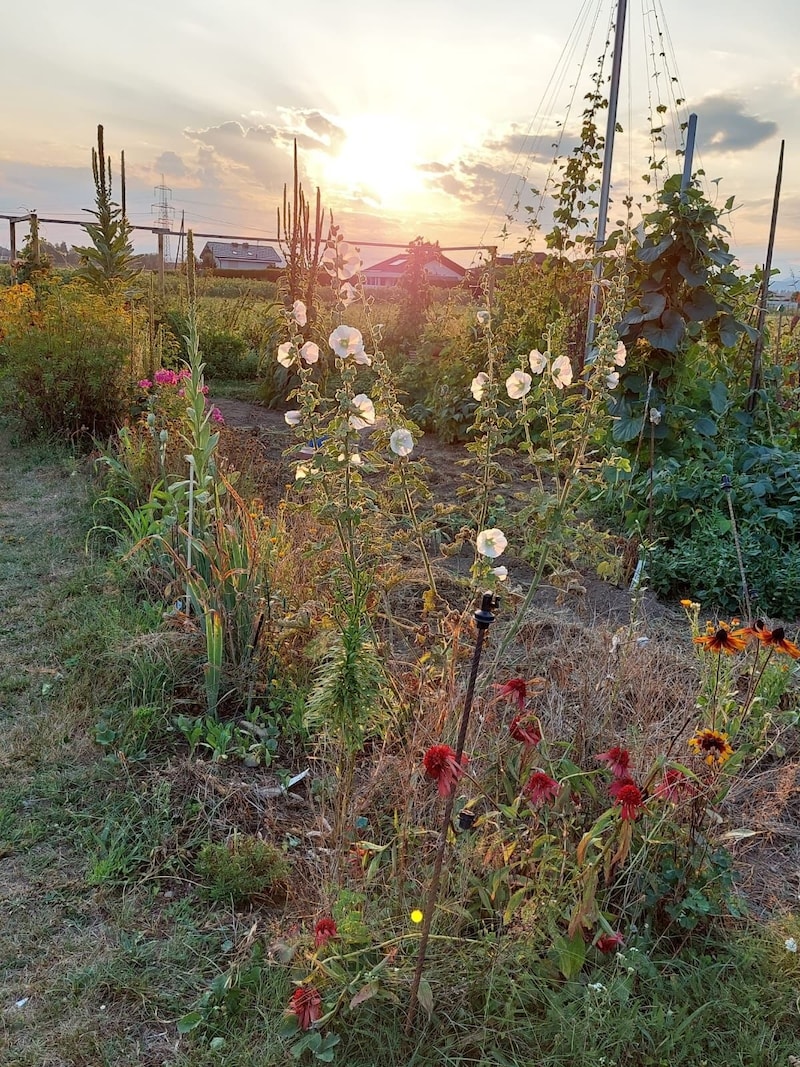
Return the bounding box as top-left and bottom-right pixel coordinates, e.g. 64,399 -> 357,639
483,122 -> 582,162
693,93 -> 778,152
154,150 -> 189,178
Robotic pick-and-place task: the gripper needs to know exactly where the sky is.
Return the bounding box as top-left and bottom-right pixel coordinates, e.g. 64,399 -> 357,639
2,0 -> 799,285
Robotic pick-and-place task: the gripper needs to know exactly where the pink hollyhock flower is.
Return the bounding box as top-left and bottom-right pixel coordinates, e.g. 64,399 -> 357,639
596,931 -> 624,953
509,714 -> 541,748
596,746 -> 631,778
524,771 -> 560,807
288,987 -> 322,1031
314,917 -> 338,948
423,744 -> 468,798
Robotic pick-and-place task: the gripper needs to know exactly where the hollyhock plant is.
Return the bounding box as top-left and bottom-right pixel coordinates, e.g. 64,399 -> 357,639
313,917 -> 338,949
277,342 -> 295,368
506,369 -> 532,400
529,348 -> 547,374
349,394 -> 376,430
476,528 -> 507,558
329,324 -> 366,361
300,342 -> 320,365
291,300 -> 307,327
471,371 -> 490,401
613,340 -> 627,366
596,746 -> 631,778
524,771 -> 560,806
492,566 -> 508,581
423,744 -> 468,798
605,371 -> 620,389
288,986 -> 322,1031
339,282 -> 358,307
389,428 -> 414,456
551,355 -> 573,389
509,713 -> 541,747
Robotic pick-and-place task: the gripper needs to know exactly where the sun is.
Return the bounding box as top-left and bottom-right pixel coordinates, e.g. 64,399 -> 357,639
322,114 -> 427,209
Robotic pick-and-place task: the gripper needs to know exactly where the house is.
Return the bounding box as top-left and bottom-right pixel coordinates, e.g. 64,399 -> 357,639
363,251 -> 466,289
199,241 -> 283,274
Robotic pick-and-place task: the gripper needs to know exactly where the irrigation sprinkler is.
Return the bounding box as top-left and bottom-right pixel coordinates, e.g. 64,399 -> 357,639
405,592 -> 497,1033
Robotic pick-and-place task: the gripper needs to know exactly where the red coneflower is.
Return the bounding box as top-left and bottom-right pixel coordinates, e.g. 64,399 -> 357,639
609,777 -> 644,820
509,713 -> 541,747
494,677 -> 543,710
523,770 -> 560,807
653,768 -> 696,804
596,746 -> 631,778
313,917 -> 338,949
423,744 -> 468,798
688,728 -> 733,766
596,931 -> 625,953
693,621 -> 747,654
288,986 -> 322,1031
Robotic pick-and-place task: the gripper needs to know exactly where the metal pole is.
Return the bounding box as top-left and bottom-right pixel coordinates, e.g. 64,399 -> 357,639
157,231 -> 165,298
585,0 -> 628,363
680,113 -> 698,193
9,221 -> 16,283
746,139 -> 785,411
405,593 -> 497,1033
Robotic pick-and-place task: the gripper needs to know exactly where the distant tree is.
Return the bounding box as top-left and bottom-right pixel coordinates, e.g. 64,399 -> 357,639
73,125 -> 140,293
393,237 -> 438,353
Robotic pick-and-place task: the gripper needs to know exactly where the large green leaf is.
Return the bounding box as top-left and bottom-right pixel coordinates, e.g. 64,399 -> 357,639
683,288 -> 719,322
708,380 -> 729,415
642,309 -> 685,352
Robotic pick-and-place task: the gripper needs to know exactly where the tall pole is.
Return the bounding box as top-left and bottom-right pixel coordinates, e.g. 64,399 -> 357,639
680,113 -> 698,193
585,0 -> 628,363
746,139 -> 785,411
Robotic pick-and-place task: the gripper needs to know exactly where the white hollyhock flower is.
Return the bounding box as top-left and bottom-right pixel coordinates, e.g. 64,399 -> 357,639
339,282 -> 357,307
349,393 -> 376,430
614,341 -> 627,367
300,341 -> 320,365
291,300 -> 307,327
471,372 -> 490,401
284,410 -> 302,427
606,371 -> 620,390
390,428 -> 414,456
329,325 -> 366,362
506,369 -> 532,400
492,566 -> 508,581
529,349 -> 547,374
476,309 -> 490,326
551,355 -> 573,389
295,463 -> 311,480
476,528 -> 508,558
277,342 -> 295,368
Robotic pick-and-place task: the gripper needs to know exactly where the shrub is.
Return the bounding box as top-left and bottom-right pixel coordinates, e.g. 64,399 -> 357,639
0,280 -> 142,438
195,836 -> 289,905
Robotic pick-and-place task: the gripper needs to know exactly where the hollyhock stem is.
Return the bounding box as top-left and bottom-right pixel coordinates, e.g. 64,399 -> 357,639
405,592 -> 497,1033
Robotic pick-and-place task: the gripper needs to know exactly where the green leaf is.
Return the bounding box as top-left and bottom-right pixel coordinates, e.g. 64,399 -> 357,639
642,309 -> 685,352
177,1011 -> 204,1034
552,930 -> 586,980
612,414 -> 644,443
718,314 -> 744,348
708,381 -> 729,415
417,977 -> 434,1016
693,416 -> 718,437
683,288 -> 718,322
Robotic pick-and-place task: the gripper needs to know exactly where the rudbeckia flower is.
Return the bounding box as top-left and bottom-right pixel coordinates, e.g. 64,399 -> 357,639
423,744 -> 468,798
693,622 -> 747,654
688,728 -> 733,766
744,621 -> 800,658
524,770 -> 560,806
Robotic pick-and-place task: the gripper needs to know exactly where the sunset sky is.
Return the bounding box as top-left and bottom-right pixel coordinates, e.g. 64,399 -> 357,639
2,0 -> 799,282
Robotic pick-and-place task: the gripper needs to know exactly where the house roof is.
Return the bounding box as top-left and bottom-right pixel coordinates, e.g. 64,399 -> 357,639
364,251 -> 466,279
200,241 -> 283,265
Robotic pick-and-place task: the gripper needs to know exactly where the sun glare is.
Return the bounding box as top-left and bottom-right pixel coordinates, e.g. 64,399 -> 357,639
323,115 -> 426,209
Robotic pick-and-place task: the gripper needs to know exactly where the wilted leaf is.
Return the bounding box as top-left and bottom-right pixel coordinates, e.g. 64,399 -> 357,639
417,977 -> 434,1016
350,982 -> 379,1010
